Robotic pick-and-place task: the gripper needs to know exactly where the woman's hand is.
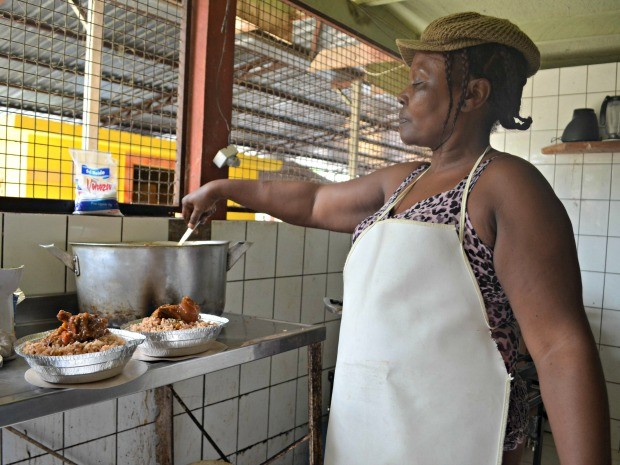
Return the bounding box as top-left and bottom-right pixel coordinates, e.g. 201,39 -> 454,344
181,181 -> 221,229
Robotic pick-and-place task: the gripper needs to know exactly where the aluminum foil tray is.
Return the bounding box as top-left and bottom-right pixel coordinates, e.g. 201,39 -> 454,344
15,329 -> 145,384
121,314 -> 228,357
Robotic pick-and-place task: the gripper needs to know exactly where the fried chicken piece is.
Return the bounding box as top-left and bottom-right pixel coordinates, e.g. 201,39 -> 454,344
44,310 -> 110,346
151,296 -> 200,323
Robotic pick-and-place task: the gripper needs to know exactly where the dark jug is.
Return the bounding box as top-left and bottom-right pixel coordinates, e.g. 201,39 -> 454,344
600,96 -> 620,140
561,108 -> 600,142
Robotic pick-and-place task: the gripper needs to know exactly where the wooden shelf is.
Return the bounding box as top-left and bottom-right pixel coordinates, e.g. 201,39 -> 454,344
542,140 -> 620,154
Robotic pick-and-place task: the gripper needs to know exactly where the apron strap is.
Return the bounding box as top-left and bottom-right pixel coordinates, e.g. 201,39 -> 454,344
378,145 -> 492,240
459,145 -> 492,244
376,166 -> 430,221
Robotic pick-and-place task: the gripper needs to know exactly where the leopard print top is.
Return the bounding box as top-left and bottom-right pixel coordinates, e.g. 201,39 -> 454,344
352,158 -> 529,451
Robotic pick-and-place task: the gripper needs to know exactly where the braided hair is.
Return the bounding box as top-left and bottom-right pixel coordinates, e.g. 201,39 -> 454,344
439,43 -> 532,145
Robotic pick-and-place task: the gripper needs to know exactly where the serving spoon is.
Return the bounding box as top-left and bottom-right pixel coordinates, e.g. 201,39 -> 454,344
177,208 -> 215,246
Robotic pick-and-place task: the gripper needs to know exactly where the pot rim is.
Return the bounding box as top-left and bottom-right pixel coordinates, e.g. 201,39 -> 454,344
69,240 -> 231,247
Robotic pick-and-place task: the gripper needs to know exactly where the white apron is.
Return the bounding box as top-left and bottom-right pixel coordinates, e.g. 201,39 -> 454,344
324,151 -> 511,465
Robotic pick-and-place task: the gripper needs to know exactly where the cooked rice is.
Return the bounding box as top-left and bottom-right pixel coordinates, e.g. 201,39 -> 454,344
129,316 -> 216,332
21,333 -> 125,356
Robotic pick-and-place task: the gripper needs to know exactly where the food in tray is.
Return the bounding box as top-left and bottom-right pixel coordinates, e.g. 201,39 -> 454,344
21,310 -> 125,356
127,296 -> 217,332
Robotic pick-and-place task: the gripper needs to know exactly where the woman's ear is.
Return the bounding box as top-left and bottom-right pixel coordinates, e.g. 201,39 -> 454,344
462,78 -> 491,112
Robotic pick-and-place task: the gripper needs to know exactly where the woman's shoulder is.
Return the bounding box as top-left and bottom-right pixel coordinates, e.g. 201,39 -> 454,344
483,151 -> 554,194
366,160 -> 428,196
479,151 -> 564,215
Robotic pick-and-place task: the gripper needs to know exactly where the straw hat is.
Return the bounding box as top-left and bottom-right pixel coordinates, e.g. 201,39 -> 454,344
396,12 -> 540,77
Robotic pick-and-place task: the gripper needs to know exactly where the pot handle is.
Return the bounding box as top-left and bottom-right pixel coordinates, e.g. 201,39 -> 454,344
227,241 -> 252,271
40,244 -> 80,276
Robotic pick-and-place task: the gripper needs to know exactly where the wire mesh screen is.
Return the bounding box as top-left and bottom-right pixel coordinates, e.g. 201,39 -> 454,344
230,0 -> 429,187
0,0 -> 182,205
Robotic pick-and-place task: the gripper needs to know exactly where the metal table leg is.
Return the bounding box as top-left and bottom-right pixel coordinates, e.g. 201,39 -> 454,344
308,342 -> 323,465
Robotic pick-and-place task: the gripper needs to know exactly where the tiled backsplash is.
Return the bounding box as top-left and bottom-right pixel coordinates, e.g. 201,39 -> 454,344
3,59 -> 620,464
1,216 -> 347,465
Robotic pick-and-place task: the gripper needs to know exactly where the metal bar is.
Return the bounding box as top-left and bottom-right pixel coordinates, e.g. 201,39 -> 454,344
183,0 -> 237,220
348,79 -> 362,179
154,386 -> 173,465
307,342 -> 323,465
532,402 -> 545,465
260,434 -> 309,465
168,386 -> 229,462
0,50 -> 177,96
82,0 -> 104,151
66,0 -> 88,31
0,11 -> 179,68
175,0 -> 191,206
5,426 -> 78,465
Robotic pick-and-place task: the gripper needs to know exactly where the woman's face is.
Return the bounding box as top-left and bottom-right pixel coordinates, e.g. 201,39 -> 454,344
398,51 -> 459,148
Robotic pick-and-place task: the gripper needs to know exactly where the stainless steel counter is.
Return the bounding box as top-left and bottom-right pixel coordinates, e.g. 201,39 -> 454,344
0,313 -> 326,428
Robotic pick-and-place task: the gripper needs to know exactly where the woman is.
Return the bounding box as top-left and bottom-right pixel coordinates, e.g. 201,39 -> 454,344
182,12 -> 610,465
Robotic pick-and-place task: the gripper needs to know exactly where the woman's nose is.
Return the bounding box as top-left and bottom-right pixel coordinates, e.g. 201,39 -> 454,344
398,93 -> 407,107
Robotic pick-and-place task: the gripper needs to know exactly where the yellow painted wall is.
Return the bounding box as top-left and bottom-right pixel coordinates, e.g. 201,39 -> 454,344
0,114 -> 282,220
0,113 -> 176,202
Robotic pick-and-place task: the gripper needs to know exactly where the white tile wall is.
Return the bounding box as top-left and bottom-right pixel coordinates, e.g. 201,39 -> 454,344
224,280 -> 244,313
173,376 -> 204,415
117,423 -> 157,465
236,441 -> 267,465
245,221 -> 277,279
4,213 -> 67,295
121,217 -> 169,242
268,380 -> 297,437
117,390 -> 158,431
587,63 -> 617,93
274,277 -> 302,322
276,223 -> 304,277
64,436 -> 116,465
303,228 -> 328,274
559,66 -> 587,94
2,413 -> 63,463
300,274 -> 327,325
271,350 -> 300,385
601,309 -> 620,346
202,398 -> 239,459
583,271 -> 605,307
240,358 -> 271,395
173,411 -> 203,465
64,400 -> 116,447
577,235 -> 607,272
237,389 -> 269,450
327,231 -> 351,273
204,366 -> 240,405
600,345 -> 620,384
243,278 -> 275,318
608,201 -> 620,237
585,306 -> 602,343
582,165 -> 612,199
267,430 -> 295,465
579,200 -> 609,235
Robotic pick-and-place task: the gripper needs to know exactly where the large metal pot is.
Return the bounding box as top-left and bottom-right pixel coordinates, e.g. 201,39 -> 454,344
41,241 -> 251,327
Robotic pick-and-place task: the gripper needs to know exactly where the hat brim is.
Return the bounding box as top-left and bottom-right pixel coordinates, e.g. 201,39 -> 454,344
397,38 -> 488,66
395,38 -> 539,77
